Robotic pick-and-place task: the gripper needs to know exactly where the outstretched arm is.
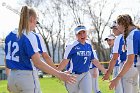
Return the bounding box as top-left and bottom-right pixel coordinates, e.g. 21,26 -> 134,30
103,53 -> 119,80
32,53 -> 76,84
42,52 -> 57,70
109,54 -> 134,90
92,59 -> 106,74
57,59 -> 69,71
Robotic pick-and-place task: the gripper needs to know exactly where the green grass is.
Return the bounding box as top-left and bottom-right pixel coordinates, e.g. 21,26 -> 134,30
0,76 -> 114,93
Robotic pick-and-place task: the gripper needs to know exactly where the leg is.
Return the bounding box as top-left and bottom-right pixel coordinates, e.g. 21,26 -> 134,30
8,71 -> 19,93
16,70 -> 41,93
136,65 -> 140,90
113,66 -> 123,93
79,71 -> 92,93
90,69 -> 101,93
132,67 -> 139,93
65,74 -> 79,93
122,66 -> 138,93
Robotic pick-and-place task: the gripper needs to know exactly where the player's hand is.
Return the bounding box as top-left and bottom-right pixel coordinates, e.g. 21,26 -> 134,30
58,71 -> 77,84
64,70 -> 71,74
102,70 -> 110,81
109,77 -> 120,90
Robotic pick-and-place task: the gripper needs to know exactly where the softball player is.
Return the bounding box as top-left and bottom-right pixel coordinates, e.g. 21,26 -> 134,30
5,6 -> 76,93
58,25 -> 106,93
89,50 -> 102,93
109,14 -> 139,93
104,34 -> 123,93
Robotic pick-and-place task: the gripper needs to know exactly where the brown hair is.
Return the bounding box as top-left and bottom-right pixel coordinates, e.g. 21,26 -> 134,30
18,6 -> 37,37
117,14 -> 135,44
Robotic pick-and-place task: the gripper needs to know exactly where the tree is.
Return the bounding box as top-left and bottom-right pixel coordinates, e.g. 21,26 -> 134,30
22,0 -> 118,62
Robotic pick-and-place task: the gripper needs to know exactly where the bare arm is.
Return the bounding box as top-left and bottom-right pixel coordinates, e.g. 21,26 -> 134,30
42,52 -> 57,70
32,53 -> 76,83
116,54 -> 134,78
92,59 -> 106,74
109,54 -> 134,89
107,53 -> 119,74
57,59 -> 69,71
102,53 -> 118,80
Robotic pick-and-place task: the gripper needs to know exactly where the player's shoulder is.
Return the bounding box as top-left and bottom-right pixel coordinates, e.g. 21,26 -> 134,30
127,29 -> 137,40
85,39 -> 91,44
116,34 -> 122,40
5,28 -> 18,39
65,40 -> 79,48
114,34 -> 122,43
85,40 -> 93,47
24,31 -> 36,38
23,31 -> 37,43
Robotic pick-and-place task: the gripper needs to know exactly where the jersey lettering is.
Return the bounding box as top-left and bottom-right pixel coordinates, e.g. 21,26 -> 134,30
6,41 -> 19,62
77,51 -> 91,56
84,57 -> 88,64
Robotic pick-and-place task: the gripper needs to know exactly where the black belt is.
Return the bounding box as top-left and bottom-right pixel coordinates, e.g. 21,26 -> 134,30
71,71 -> 87,75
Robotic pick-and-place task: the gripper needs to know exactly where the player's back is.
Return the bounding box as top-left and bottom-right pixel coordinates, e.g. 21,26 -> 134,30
5,29 -> 39,70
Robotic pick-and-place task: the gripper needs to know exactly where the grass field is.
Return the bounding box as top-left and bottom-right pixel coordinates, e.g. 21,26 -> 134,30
0,75 -> 114,93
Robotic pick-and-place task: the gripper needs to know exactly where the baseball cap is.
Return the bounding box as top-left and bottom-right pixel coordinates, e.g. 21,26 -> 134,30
74,25 -> 87,34
104,34 -> 116,41
110,21 -> 117,29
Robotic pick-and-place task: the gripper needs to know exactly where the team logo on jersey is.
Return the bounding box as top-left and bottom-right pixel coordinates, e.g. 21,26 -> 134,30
75,46 -> 80,50
77,51 -> 92,56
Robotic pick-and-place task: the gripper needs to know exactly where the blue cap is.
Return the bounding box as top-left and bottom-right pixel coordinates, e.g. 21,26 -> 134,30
74,26 -> 87,34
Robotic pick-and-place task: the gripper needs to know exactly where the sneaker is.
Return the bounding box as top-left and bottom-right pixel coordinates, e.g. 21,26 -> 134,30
97,91 -> 101,93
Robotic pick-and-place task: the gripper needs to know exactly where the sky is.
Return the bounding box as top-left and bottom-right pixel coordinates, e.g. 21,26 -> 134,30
0,0 -> 140,39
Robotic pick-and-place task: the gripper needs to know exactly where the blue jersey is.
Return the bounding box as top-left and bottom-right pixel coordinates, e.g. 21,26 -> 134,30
126,28 -> 140,65
110,49 -> 119,66
64,41 -> 94,74
126,28 -> 140,55
113,34 -> 126,64
5,29 -> 40,70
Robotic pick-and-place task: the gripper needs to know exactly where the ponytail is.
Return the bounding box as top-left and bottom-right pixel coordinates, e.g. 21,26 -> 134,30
18,6 -> 37,37
18,6 -> 29,37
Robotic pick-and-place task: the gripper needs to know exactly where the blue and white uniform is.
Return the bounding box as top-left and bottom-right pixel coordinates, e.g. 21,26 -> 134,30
89,50 -> 101,93
33,33 -> 47,53
5,29 -> 41,93
64,40 -> 94,93
123,28 -> 139,93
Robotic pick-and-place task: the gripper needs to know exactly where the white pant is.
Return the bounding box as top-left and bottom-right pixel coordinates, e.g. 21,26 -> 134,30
65,71 -> 92,93
8,70 -> 41,93
113,66 -> 123,93
122,66 -> 139,93
136,65 -> 140,91
89,69 -> 100,93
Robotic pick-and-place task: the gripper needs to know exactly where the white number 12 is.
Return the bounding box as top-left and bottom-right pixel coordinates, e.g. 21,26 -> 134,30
6,41 -> 19,62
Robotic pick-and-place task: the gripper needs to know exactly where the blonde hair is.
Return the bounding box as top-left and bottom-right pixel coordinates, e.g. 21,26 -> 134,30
18,6 -> 37,37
